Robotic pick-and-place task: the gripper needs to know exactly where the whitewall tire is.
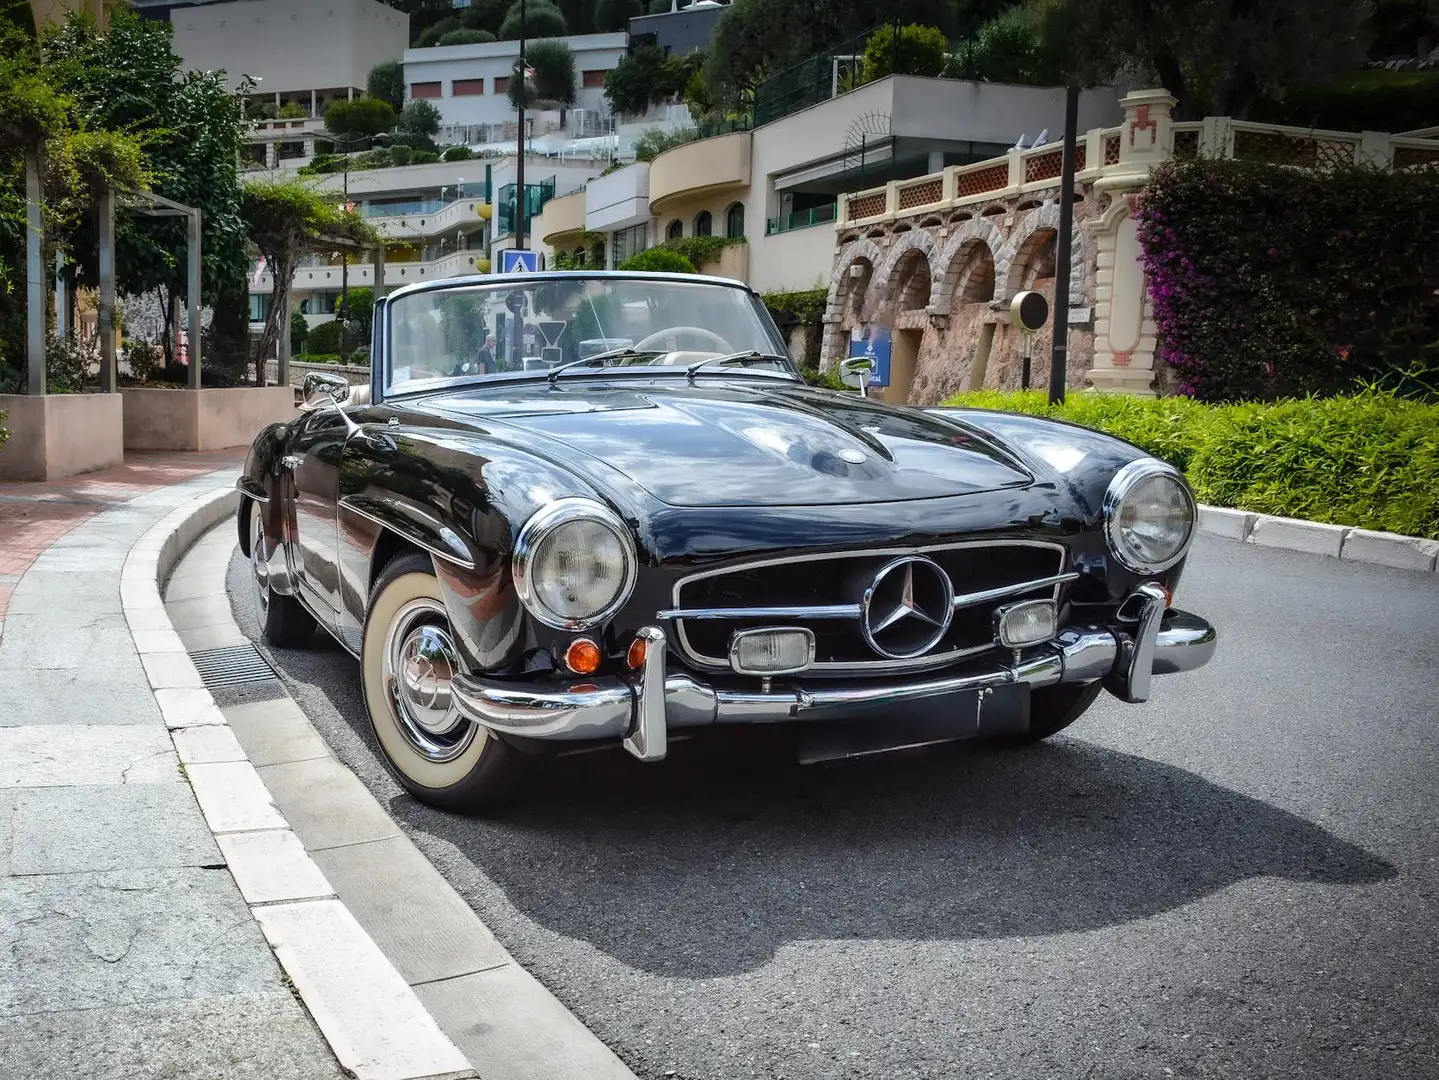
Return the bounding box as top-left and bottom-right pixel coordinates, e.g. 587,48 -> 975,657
361,551 -> 521,812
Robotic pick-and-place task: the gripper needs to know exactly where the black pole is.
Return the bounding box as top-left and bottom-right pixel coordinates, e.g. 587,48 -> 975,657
1049,82 -> 1080,405
514,0 -> 526,252
340,154 -> 349,362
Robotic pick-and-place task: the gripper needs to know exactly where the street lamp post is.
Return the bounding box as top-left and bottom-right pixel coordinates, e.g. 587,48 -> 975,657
514,0 -> 527,253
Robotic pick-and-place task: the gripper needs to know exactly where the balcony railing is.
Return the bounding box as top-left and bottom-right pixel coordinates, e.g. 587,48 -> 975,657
766,202 -> 838,235
753,21 -> 895,127
495,177 -> 558,237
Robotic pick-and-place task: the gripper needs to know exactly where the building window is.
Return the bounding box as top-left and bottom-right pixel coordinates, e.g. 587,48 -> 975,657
452,79 -> 486,96
694,210 -> 712,237
725,202 -> 744,239
277,141 -> 305,160
581,69 -> 608,89
410,82 -> 442,99
613,223 -> 648,265
666,219 -> 682,241
494,76 -> 510,94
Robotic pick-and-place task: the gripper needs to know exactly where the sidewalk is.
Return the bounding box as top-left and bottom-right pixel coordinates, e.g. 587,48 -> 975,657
0,452 -> 345,1078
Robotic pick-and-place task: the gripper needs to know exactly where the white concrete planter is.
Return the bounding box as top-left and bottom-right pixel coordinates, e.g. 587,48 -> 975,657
121,386 -> 296,452
0,392 -> 125,481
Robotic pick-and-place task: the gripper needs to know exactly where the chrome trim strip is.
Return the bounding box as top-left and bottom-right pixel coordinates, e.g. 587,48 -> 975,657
952,572 -> 1079,610
451,675 -> 634,740
338,498 -> 477,570
668,538 -> 1070,674
657,603 -> 862,621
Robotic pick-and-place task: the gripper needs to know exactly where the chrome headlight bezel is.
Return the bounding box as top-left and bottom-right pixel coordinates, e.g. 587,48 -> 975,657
512,497 -> 638,631
1102,458 -> 1197,575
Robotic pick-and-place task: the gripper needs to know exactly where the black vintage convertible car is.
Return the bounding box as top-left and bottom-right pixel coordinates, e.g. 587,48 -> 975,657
238,271 -> 1215,811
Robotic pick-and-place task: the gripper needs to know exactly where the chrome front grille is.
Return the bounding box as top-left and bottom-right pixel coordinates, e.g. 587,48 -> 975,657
662,541 -> 1073,675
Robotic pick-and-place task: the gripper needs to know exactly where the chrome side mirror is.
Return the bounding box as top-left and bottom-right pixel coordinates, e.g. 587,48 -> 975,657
303,371 -> 350,410
839,356 -> 874,394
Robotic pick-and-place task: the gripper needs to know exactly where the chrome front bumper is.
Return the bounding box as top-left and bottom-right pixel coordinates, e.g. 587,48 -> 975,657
450,584 -> 1217,762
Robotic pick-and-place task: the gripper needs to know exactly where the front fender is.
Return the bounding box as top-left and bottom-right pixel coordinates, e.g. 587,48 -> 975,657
236,420 -> 293,557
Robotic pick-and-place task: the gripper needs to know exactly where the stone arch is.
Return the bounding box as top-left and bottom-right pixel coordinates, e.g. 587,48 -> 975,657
885,247 -> 933,312
822,237 -> 886,363
871,228 -> 940,311
932,216 -> 1010,314
1003,200 -> 1083,301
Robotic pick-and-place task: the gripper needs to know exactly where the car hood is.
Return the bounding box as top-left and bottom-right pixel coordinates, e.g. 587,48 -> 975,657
416,378 -> 1033,509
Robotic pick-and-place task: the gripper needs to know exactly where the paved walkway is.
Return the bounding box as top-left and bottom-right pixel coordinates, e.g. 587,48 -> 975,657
0,453 -> 344,1079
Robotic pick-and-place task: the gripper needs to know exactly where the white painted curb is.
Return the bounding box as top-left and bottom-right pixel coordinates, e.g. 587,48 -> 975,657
122,487 -> 476,1080
1197,503 -> 1438,572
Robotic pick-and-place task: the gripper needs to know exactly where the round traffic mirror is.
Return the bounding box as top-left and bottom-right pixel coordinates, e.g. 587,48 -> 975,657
1010,290 -> 1049,332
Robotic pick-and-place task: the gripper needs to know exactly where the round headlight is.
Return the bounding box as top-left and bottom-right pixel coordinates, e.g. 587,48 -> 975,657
513,498 -> 637,630
1103,459 -> 1196,574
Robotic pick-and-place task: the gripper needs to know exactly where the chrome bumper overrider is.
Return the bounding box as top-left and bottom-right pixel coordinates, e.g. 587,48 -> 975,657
449,584 -> 1217,762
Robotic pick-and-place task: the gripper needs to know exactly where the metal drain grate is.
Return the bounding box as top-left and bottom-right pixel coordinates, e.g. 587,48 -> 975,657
190,643 -> 281,690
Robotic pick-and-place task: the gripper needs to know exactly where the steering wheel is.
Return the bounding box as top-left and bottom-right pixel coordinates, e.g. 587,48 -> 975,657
632,326 -> 734,356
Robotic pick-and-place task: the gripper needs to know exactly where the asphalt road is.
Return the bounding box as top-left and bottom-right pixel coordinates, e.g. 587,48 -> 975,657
226,535 -> 1439,1080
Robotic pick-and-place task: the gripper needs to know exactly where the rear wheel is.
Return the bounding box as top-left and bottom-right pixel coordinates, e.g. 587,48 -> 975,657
1010,682 -> 1104,743
360,551 -> 522,813
248,501 -> 314,648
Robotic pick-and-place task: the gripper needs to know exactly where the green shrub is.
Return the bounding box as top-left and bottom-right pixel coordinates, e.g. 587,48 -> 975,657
442,145 -> 474,162
1253,69 -> 1439,136
761,288 -> 827,327
634,126 -> 697,162
618,247 -> 696,273
0,410 -> 8,455
278,102 -> 308,119
305,319 -> 346,354
295,353 -> 342,365
801,365 -> 853,391
410,149 -> 440,164
860,23 -> 949,83
499,1 -> 565,40
948,5 -> 1062,85
126,339 -> 165,381
663,234 -> 742,268
944,389 -> 1439,539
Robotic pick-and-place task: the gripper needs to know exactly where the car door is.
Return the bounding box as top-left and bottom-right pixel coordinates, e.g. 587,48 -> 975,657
285,405 -> 349,627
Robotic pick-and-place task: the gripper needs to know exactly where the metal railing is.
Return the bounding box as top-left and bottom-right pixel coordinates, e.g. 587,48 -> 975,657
753,21 -> 896,127
495,176 -> 558,237
766,202 -> 838,235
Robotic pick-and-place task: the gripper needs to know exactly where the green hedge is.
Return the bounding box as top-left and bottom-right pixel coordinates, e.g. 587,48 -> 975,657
617,247 -> 696,273
1253,69 -> 1439,136
945,389 -> 1439,540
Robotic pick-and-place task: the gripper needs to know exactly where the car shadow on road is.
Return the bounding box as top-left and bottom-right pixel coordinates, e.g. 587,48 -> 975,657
389,732 -> 1397,979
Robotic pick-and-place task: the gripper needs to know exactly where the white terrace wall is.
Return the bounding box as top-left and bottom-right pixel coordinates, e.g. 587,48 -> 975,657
823,89 -> 1439,402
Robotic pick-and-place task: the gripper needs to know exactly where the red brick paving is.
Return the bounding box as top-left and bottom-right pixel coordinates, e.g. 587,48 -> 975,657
0,449 -> 245,621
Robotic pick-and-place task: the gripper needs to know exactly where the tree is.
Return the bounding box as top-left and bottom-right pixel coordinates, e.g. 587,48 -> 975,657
398,98 -> 441,138
859,23 -> 950,81
437,28 -> 497,45
498,1 -> 566,40
952,3 -> 1063,86
595,0 -> 643,33
604,43 -> 664,115
40,10 -> 250,373
336,285 -> 374,343
509,39 -> 577,110
367,60 -> 404,112
324,96 -> 396,139
1040,0 -> 1370,119
414,16 -> 463,46
701,0 -> 963,109
555,0 -> 596,33
240,178 -> 373,371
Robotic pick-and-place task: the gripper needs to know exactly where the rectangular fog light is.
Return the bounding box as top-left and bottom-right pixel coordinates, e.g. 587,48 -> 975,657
995,599 -> 1058,648
729,627 -> 815,676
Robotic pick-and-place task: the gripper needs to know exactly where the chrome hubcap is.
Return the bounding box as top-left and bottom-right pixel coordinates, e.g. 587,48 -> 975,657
383,598 -> 475,762
250,507 -> 270,614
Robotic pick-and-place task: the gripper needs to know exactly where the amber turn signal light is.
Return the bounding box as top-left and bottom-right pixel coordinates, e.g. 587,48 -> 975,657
626,636 -> 648,670
564,637 -> 602,675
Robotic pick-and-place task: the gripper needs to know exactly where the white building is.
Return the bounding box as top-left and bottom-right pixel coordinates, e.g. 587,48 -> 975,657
403,33 -> 628,146
169,0 -> 408,113
534,74 -> 1123,292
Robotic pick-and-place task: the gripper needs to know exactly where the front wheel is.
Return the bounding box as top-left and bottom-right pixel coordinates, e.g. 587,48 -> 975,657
361,551 -> 522,813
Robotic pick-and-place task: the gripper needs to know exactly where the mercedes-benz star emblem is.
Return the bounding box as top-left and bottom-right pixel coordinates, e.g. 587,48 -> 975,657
860,556 -> 955,659
839,448 -> 867,464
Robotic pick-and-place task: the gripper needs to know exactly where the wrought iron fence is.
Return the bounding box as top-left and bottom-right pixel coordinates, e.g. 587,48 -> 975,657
753,21 -> 898,127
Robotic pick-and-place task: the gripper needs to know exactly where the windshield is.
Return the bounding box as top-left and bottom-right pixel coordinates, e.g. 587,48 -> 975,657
383,275 -> 794,396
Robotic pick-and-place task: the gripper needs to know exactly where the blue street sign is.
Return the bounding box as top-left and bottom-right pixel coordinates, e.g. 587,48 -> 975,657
500,249 -> 539,275
848,326 -> 891,388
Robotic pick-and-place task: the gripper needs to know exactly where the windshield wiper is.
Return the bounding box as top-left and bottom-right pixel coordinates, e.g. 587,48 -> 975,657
685,351 -> 791,379
545,348 -> 652,384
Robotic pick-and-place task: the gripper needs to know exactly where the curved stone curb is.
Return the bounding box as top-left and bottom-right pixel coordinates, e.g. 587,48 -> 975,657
1197,504 -> 1438,572
121,486 -> 476,1080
